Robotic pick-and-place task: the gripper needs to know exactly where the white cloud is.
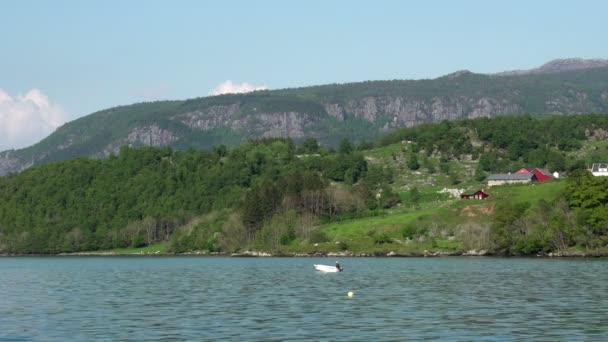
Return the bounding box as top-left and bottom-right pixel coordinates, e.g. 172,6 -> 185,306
208,80 -> 268,96
0,88 -> 67,151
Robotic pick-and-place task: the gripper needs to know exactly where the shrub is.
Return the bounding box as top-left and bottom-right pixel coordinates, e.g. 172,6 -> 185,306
337,241 -> 349,250
371,232 -> 392,244
401,224 -> 418,239
309,229 -> 330,243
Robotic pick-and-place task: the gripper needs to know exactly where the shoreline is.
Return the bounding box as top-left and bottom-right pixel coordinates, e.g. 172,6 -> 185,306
1,249 -> 606,258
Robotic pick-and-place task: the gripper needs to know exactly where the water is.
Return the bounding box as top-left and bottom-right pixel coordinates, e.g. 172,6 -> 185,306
1,257 -> 607,341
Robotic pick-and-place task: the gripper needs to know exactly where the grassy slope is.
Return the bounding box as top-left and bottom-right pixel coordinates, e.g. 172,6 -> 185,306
73,140 -> 579,255
93,182 -> 566,255
287,181 -> 566,255
280,140 -> 568,255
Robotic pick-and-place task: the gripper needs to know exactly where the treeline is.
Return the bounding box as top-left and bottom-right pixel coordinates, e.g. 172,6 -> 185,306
0,138 -> 395,254
487,170 -> 608,255
379,114 -> 608,174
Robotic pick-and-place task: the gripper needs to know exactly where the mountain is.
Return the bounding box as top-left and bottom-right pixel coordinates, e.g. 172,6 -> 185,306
493,58 -> 608,76
2,58 -> 608,175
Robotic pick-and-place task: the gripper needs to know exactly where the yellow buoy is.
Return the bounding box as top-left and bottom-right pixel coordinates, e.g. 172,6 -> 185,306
347,291 -> 354,297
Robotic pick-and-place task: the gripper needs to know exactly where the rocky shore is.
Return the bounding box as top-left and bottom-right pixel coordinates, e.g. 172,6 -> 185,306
3,248 -> 606,257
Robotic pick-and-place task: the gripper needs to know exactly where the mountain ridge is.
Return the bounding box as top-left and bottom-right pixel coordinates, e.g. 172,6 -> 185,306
492,58 -> 608,76
2,58 -> 608,175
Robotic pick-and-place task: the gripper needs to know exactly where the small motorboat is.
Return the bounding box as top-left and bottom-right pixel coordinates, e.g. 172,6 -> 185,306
314,263 -> 343,273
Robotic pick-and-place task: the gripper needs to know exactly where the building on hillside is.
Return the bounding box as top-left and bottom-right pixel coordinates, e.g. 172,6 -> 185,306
591,163 -> 608,176
486,173 -> 537,187
460,190 -> 489,200
513,167 -> 553,183
515,168 -> 532,174
532,168 -> 553,183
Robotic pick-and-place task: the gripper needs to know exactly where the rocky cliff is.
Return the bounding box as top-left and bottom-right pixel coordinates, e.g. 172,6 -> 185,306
1,59 -> 608,175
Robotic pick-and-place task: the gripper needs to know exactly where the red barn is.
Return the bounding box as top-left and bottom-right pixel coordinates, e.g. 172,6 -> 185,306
532,168 -> 553,183
460,190 -> 489,200
514,167 -> 553,183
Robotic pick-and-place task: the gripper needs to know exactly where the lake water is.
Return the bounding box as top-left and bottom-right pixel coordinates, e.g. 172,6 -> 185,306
1,257 -> 607,341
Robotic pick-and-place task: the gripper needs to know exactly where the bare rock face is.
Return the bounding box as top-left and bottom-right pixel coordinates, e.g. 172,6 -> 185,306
585,128 -> 608,141
545,91 -> 599,114
470,98 -> 520,118
57,138 -> 75,150
345,97 -> 379,122
462,249 -> 488,256
126,124 -> 177,147
99,124 -> 178,157
176,103 -> 320,138
322,96 -> 520,129
323,103 -> 345,121
176,104 -> 241,130
0,150 -> 33,175
256,112 -> 316,138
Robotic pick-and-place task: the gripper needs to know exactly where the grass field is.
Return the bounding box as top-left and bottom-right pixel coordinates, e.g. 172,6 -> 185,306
291,179 -> 568,254
487,181 -> 566,207
322,208 -> 435,240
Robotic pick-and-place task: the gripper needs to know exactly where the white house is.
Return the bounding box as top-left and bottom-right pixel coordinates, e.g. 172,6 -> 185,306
591,163 -> 608,176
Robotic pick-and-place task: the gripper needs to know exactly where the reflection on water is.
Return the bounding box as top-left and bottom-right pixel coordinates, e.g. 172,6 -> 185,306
1,257 -> 607,341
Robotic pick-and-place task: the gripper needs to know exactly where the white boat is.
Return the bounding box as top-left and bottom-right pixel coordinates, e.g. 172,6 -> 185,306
313,264 -> 343,273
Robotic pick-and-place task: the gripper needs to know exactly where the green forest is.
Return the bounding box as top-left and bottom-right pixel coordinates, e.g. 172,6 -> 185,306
1,114 -> 608,255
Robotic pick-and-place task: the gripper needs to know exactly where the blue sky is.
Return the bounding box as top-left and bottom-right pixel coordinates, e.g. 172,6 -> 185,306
1,0 -> 607,150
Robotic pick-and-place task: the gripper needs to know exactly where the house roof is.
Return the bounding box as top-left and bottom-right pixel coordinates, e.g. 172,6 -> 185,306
515,168 -> 532,173
592,163 -> 608,172
461,190 -> 488,196
533,168 -> 553,176
516,167 -> 552,175
487,173 -> 536,181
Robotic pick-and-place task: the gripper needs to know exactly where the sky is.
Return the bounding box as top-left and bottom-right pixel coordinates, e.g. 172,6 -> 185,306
1,0 -> 607,151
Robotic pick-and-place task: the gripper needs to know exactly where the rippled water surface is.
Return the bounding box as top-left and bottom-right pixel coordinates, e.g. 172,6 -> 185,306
1,257 -> 607,341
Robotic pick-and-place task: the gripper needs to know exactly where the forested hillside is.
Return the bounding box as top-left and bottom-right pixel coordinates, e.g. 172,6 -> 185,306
1,114 -> 608,255
0,139 -> 374,253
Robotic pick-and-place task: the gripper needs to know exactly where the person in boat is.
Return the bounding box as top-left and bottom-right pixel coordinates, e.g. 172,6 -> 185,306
335,261 -> 343,271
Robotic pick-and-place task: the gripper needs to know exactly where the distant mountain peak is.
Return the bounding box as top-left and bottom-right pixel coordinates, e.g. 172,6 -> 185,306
537,58 -> 608,72
443,70 -> 473,79
493,58 -> 608,76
